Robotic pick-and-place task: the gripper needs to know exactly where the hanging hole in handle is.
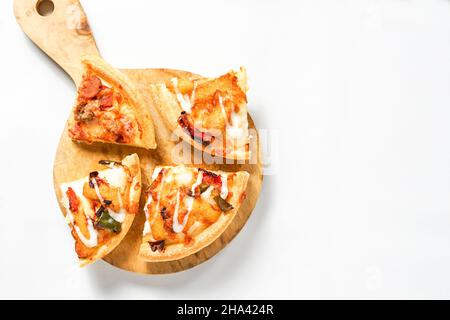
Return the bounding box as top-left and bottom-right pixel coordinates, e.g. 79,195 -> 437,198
36,0 -> 54,16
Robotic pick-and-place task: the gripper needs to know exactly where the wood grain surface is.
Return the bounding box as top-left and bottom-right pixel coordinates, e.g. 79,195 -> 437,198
14,0 -> 263,274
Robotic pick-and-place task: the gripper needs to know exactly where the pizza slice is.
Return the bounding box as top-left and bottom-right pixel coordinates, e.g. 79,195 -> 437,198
150,68 -> 250,160
139,165 -> 249,261
59,154 -> 141,266
68,55 -> 156,149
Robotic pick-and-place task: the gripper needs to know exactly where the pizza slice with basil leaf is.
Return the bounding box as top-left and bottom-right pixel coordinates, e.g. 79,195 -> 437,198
139,165 -> 249,261
68,55 -> 156,149
59,154 -> 141,266
150,68 -> 250,160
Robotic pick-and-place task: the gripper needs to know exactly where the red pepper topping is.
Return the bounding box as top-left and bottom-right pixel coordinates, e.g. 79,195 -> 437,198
66,187 -> 79,212
177,112 -> 214,146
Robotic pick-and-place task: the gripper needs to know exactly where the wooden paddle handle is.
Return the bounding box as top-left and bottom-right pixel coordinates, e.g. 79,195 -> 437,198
13,0 -> 100,85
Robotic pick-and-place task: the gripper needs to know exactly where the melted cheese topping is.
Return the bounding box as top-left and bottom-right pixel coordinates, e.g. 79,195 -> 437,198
228,111 -> 247,141
97,166 -> 128,222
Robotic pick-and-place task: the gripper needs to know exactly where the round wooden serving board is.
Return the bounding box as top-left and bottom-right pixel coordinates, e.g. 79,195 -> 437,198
14,0 -> 263,274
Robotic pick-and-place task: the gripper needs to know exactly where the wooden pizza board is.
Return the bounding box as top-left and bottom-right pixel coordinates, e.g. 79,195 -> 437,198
14,0 -> 263,274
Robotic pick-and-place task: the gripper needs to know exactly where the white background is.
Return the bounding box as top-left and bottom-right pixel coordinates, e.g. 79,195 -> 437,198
1,0 -> 450,299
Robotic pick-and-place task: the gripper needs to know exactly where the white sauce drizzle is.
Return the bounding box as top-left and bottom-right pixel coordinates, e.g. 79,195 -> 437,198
171,76 -> 249,153
99,166 -> 127,191
201,184 -> 218,207
143,167 -> 164,236
188,171 -> 203,212
220,174 -> 229,199
187,221 -> 203,236
91,178 -> 104,203
143,194 -> 153,235
117,190 -> 123,208
175,170 -> 204,234
219,94 -> 229,125
145,167 -> 226,236
92,172 -> 126,222
152,167 -> 163,180
171,190 -> 185,233
74,218 -> 98,248
171,78 -> 192,113
143,221 -> 152,237
227,111 -> 245,140
108,208 -> 126,223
